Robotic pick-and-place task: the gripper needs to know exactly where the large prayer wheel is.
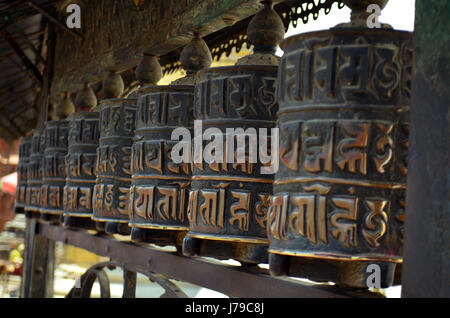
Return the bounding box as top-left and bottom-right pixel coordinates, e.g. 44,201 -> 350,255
14,136 -> 32,214
40,120 -> 69,223
268,1 -> 412,287
63,111 -> 100,229
129,85 -> 193,246
92,97 -> 136,234
182,3 -> 283,264
128,46 -> 201,248
24,128 -> 45,217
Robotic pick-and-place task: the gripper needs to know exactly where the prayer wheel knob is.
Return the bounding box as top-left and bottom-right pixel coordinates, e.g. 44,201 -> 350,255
180,34 -> 212,77
136,53 -> 163,85
103,71 -> 124,98
247,1 -> 285,54
57,91 -> 75,119
171,34 -> 212,85
75,82 -> 97,111
338,0 -> 391,28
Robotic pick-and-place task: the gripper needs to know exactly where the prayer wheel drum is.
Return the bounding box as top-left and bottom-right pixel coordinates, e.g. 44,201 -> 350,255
92,98 -> 137,234
14,136 -> 32,214
128,85 -> 193,247
63,112 -> 100,229
268,28 -> 412,287
182,65 -> 279,264
40,120 -> 69,223
24,128 -> 45,217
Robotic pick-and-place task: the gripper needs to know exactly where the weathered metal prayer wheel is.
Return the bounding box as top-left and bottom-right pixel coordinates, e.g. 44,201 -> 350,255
92,98 -> 136,234
24,128 -> 45,217
14,136 -> 32,214
182,3 -> 283,264
268,1 -> 412,287
63,109 -> 100,229
62,82 -> 98,228
129,85 -> 193,246
128,47 -> 200,248
40,120 -> 69,223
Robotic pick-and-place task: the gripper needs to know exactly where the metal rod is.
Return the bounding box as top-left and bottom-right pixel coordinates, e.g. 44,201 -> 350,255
38,223 -> 383,298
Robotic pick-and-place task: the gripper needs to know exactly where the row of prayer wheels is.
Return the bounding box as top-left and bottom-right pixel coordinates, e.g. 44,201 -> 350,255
14,0 -> 411,288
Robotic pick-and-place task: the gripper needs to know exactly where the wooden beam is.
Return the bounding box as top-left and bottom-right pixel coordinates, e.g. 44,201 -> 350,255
38,23 -> 56,128
9,22 -> 46,65
51,0 -> 263,98
0,77 -> 30,95
27,0 -> 84,40
0,108 -> 26,136
0,39 -> 44,62
0,0 -> 23,12
0,30 -> 44,45
0,27 -> 43,85
0,86 -> 36,110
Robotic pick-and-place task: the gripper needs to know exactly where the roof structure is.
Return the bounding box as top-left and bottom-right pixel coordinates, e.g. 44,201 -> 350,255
0,1 -> 57,141
0,0 -> 342,142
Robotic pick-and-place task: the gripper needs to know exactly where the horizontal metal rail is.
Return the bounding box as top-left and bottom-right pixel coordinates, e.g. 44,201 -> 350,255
37,222 -> 382,298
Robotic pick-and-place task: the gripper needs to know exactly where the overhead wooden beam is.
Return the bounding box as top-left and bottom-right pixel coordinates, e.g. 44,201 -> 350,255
0,77 -> 29,95
0,39 -> 44,62
27,0 -> 84,40
0,86 -> 36,110
9,22 -> 46,65
0,30 -> 44,45
0,108 -> 26,136
51,0 -> 263,100
0,0 -> 23,12
0,27 -> 43,85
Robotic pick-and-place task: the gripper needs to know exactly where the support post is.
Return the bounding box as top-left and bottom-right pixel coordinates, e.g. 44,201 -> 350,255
21,219 -> 56,298
401,0 -> 449,297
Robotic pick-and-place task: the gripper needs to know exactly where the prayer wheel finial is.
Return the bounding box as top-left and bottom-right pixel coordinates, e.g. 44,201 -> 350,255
75,82 -> 97,111
135,53 -> 163,85
180,33 -> 212,77
171,33 -> 212,85
56,91 -> 75,119
337,0 -> 391,28
237,1 -> 285,66
247,1 -> 285,54
103,71 -> 124,98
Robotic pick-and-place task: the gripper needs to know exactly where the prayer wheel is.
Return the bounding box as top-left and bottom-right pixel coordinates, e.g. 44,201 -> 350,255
182,2 -> 284,264
62,83 -> 99,229
24,128 -> 45,218
40,120 -> 69,223
268,0 -> 412,287
92,72 -> 136,234
14,136 -> 32,214
128,41 -> 208,248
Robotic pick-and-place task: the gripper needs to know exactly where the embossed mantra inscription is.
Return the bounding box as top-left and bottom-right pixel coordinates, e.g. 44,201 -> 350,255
40,120 -> 69,215
187,66 -> 278,243
63,112 -> 100,218
129,86 -> 194,231
92,99 -> 136,223
268,30 -> 412,261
